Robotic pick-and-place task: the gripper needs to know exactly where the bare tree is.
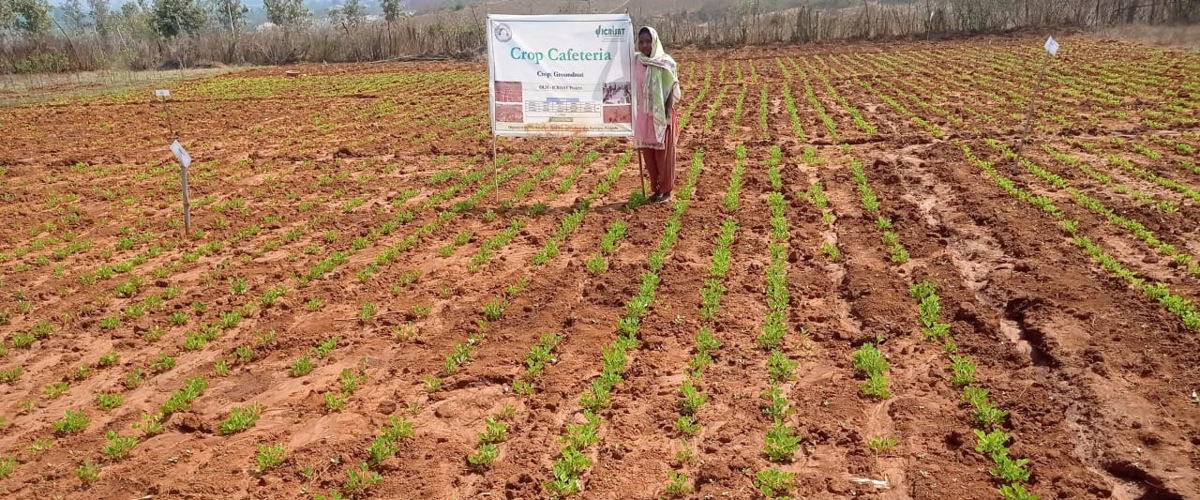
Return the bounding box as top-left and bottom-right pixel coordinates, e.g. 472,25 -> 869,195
211,0 -> 247,62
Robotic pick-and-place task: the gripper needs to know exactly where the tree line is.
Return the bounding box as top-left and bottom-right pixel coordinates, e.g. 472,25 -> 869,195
0,0 -> 1196,74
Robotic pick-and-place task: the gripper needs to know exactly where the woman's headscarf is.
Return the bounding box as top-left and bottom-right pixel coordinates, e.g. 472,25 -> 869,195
637,27 -> 682,146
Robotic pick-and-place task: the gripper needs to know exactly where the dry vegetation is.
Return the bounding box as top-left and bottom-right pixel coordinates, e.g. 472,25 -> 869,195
0,0 -> 1197,72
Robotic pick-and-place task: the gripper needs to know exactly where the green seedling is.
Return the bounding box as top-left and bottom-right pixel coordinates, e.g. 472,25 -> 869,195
255,443 -> 286,472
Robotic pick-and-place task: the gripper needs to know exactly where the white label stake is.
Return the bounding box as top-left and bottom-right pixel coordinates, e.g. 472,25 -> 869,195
155,89 -> 171,98
170,140 -> 192,168
1044,36 -> 1060,56
170,139 -> 192,233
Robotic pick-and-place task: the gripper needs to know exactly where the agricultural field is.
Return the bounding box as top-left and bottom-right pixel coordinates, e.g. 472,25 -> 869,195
0,35 -> 1198,499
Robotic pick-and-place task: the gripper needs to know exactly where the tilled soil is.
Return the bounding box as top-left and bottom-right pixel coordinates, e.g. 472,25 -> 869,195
0,35 -> 1198,500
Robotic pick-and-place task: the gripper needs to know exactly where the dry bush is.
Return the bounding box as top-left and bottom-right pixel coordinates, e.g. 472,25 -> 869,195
0,0 -> 1196,73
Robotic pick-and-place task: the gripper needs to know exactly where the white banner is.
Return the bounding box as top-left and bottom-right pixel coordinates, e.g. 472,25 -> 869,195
487,14 -> 636,137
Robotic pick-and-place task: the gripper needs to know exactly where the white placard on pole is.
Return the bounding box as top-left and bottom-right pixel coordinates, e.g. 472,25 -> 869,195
170,139 -> 192,233
170,140 -> 192,168
1044,36 -> 1060,56
486,14 -> 636,137
155,89 -> 171,98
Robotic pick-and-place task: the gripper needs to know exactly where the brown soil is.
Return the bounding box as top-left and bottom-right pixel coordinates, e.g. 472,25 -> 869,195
0,35 -> 1198,500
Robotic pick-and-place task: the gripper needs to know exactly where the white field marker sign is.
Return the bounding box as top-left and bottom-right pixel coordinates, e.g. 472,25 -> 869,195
156,89 -> 189,233
170,139 -> 192,168
1018,37 -> 1059,153
169,140 -> 192,233
1044,36 -> 1060,56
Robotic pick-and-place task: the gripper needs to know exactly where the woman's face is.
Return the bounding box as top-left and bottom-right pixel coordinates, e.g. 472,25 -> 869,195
638,32 -> 653,57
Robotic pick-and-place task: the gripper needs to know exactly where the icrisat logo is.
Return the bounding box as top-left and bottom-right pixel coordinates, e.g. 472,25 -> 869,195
595,25 -> 626,38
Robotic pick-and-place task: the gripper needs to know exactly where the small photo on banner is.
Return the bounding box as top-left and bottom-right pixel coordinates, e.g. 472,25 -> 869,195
496,104 -> 524,123
602,82 -> 630,104
603,105 -> 631,124
495,81 -> 523,102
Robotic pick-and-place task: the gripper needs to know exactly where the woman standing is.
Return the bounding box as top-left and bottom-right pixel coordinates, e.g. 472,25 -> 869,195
634,26 -> 682,203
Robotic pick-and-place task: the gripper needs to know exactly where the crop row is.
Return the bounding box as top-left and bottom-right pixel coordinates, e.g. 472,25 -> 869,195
544,150 -> 704,495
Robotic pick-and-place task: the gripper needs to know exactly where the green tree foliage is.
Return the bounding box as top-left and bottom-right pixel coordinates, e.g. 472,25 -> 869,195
380,0 -> 403,23
4,0 -> 53,34
150,0 -> 207,38
211,0 -> 247,32
86,0 -> 110,38
62,0 -> 92,33
263,0 -> 308,28
329,0 -> 364,29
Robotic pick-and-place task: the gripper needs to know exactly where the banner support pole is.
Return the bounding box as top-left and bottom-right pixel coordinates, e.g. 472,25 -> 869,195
637,149 -> 647,199
491,134 -> 499,207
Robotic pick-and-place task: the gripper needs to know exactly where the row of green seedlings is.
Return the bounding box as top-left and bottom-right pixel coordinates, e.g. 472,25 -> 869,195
311,415 -> 416,499
86,155 -> 493,339
879,52 -> 1003,128
807,56 -> 878,135
803,181 -> 842,264
1144,134 -> 1200,176
1076,138 -> 1200,204
858,79 -> 947,139
849,159 -> 910,264
752,148 -> 806,500
471,195 -> 633,465
775,57 -> 808,140
729,83 -> 750,135
792,59 -> 838,140
664,150 -> 746,494
842,155 -> 896,404
856,52 -> 979,129
469,183 -> 638,467
796,145 -> 845,262
891,51 -> 1018,126
351,152 -> 532,283
425,151 -> 634,392
677,62 -> 715,131
702,78 -> 731,134
543,150 -> 704,496
723,145 -> 748,212
8,279 -> 287,413
758,82 -> 771,140
468,150 -> 604,271
909,281 -> 1038,500
585,220 -> 630,275
985,139 -> 1200,276
437,150 -> 571,258
465,404 -> 519,467
836,151 -> 916,460
958,141 -> 1199,330
48,372 -> 211,481
1040,144 -> 1178,214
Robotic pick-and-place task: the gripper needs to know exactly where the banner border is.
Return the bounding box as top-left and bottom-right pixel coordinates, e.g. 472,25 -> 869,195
486,13 -> 636,138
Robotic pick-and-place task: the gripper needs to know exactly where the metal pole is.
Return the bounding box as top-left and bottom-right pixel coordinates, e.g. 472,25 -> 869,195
180,163 -> 191,234
160,95 -> 177,140
637,149 -> 647,199
491,134 -> 499,207
1017,54 -> 1050,154
160,93 -> 189,235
